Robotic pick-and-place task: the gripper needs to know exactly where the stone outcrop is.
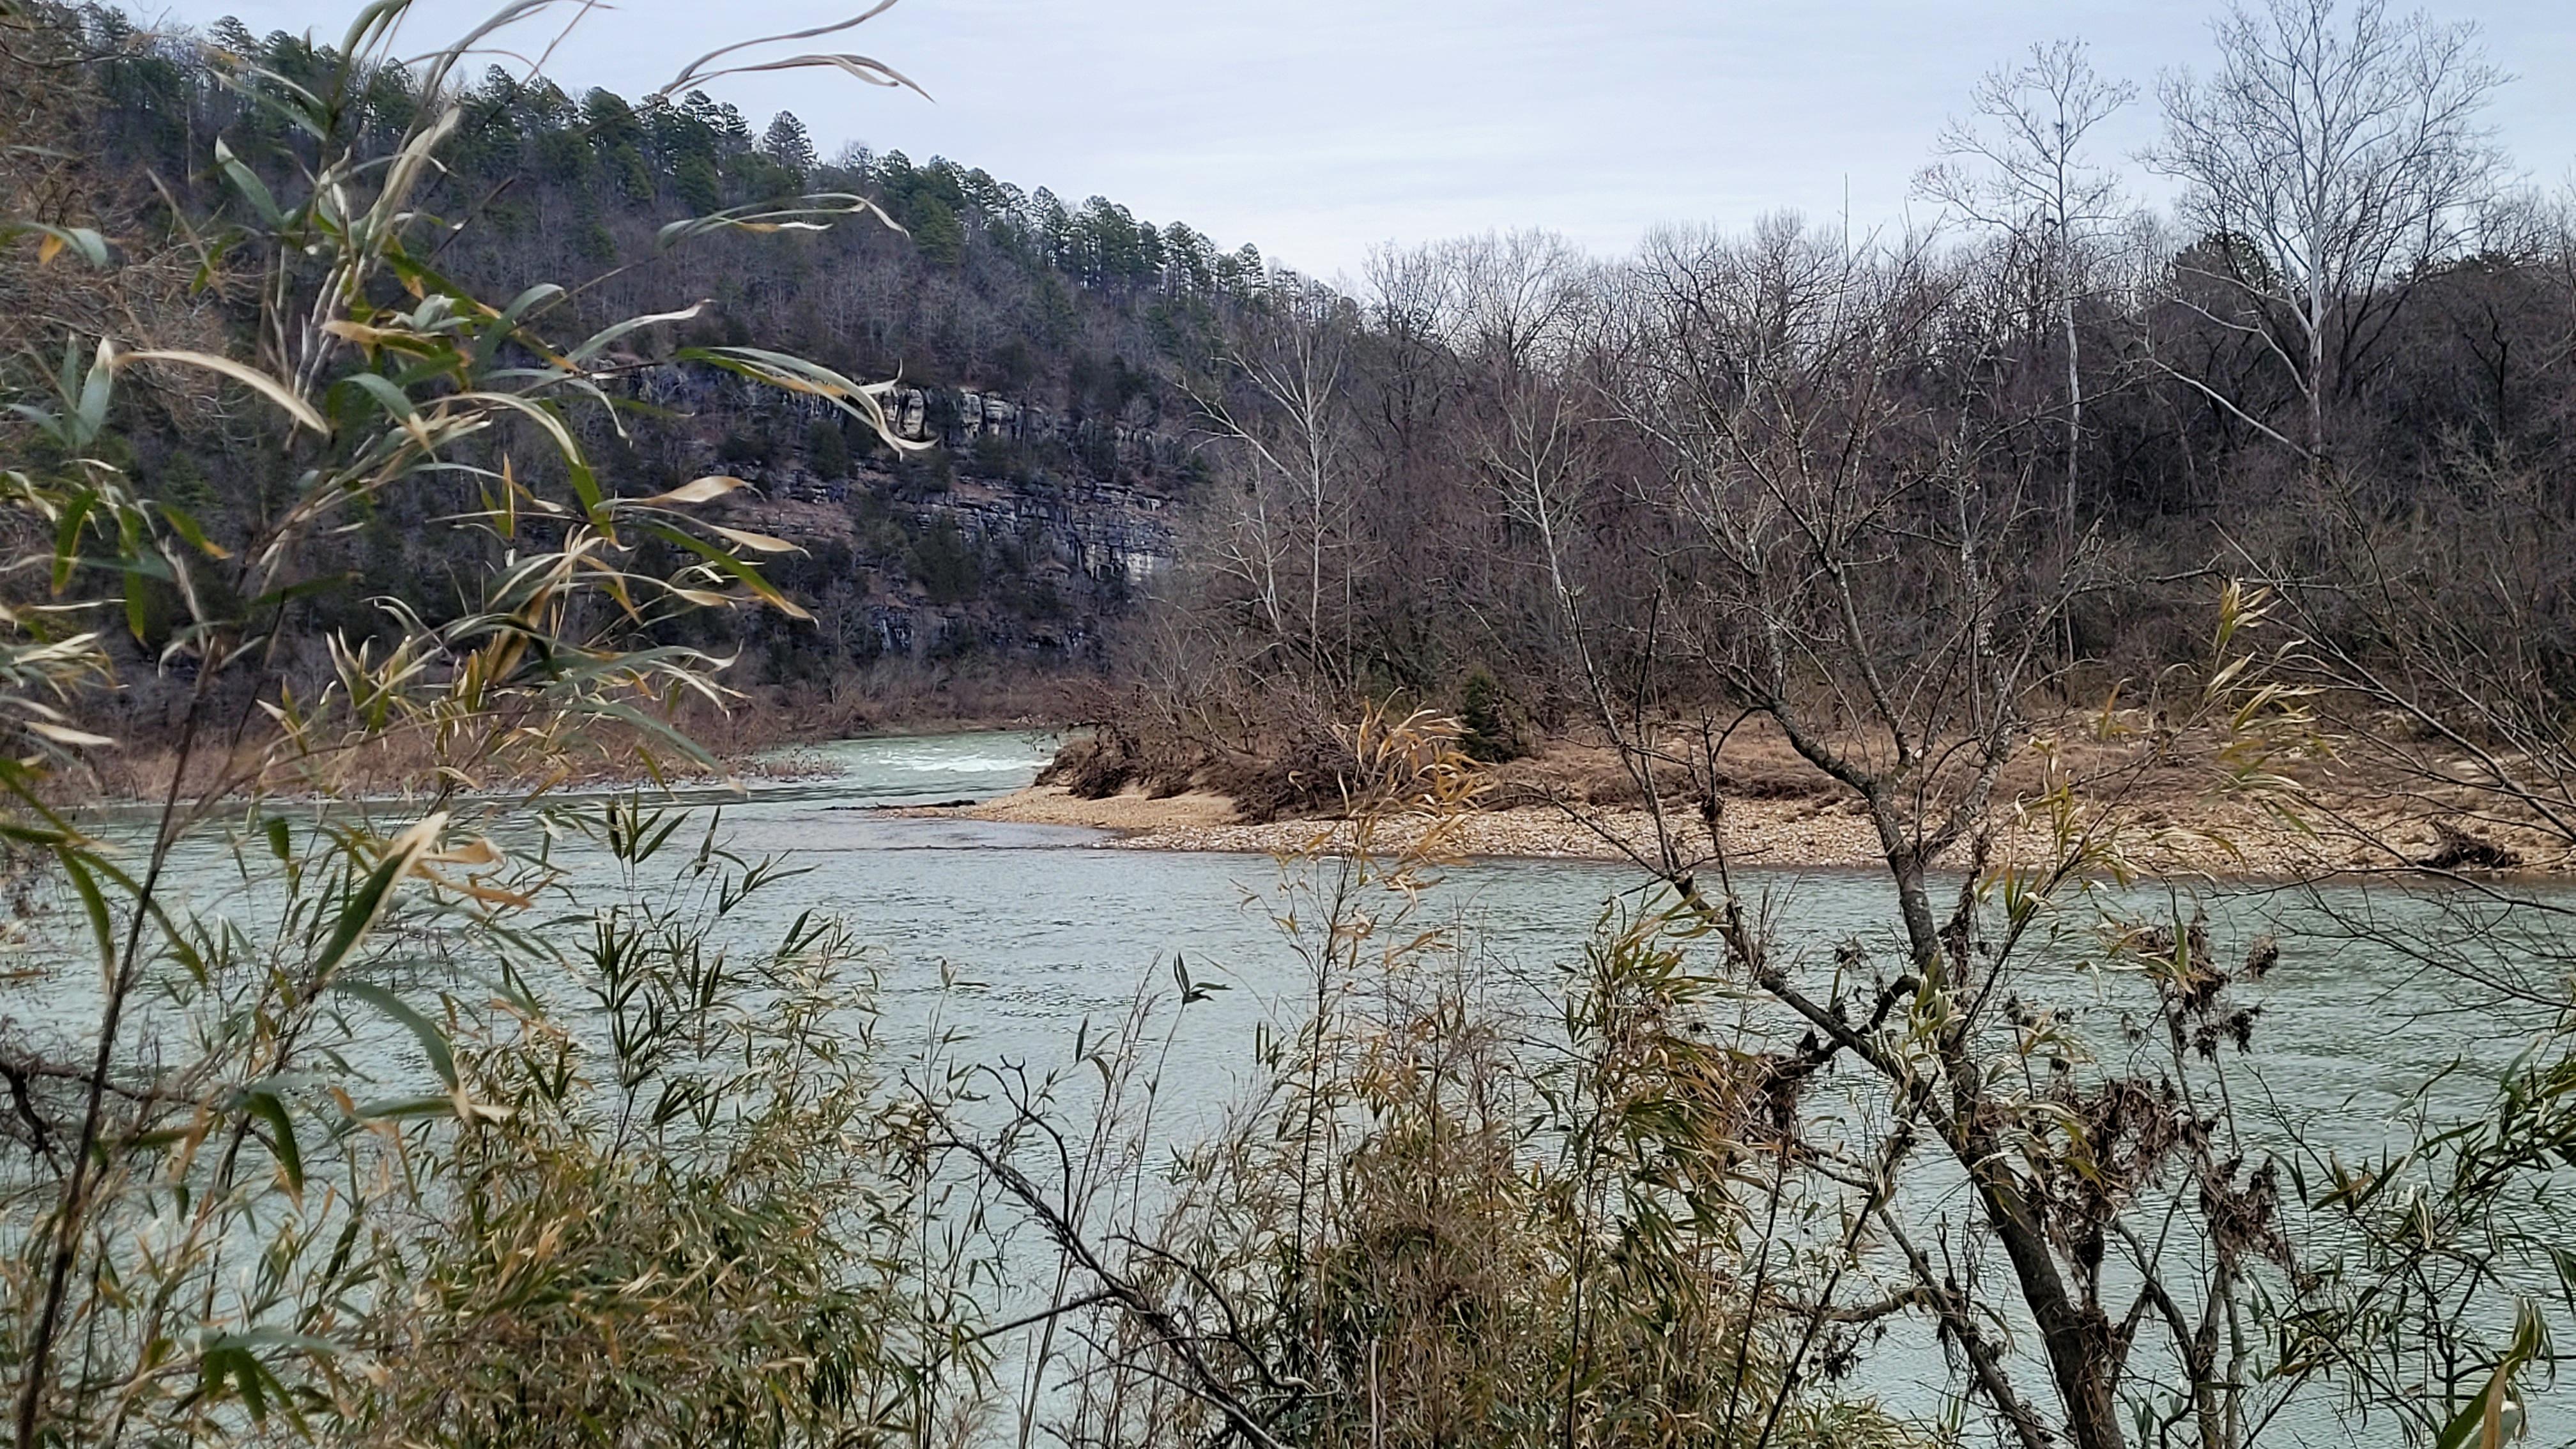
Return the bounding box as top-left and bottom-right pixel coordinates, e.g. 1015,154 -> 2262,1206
640,367 -> 1179,466
637,364 -> 1190,662
877,385 -> 1181,470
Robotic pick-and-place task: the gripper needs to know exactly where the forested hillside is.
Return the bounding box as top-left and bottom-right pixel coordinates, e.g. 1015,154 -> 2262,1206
13,4 -> 1300,735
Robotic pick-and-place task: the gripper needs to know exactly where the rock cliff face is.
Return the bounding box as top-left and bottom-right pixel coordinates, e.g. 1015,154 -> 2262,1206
877,385 -> 1175,466
928,474 -> 1174,585
635,366 -> 1189,670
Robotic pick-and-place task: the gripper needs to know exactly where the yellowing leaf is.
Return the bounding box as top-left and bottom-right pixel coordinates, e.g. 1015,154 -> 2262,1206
36,233 -> 63,266
24,721 -> 115,747
640,475 -> 748,507
417,866 -> 533,911
706,524 -> 799,555
321,319 -> 418,351
422,837 -> 503,868
120,349 -> 330,436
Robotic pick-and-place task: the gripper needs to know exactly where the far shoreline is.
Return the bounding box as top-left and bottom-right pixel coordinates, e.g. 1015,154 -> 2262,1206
921,782 -> 2558,885
73,719 -> 2567,885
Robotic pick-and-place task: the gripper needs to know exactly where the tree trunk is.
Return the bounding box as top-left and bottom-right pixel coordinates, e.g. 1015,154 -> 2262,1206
2062,284 -> 2082,530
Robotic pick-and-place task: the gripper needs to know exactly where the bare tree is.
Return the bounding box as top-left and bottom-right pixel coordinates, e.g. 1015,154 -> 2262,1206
1612,215 -> 2062,999
1192,288 -> 1367,694
1917,38 -> 2136,532
1560,218 -> 2331,1449
2147,0 -> 2506,466
1441,233 -> 1614,752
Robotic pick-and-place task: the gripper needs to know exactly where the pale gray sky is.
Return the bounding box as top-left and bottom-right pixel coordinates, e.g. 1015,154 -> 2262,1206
166,0 -> 2576,281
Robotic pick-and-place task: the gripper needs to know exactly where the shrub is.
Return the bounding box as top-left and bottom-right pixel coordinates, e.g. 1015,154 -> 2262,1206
960,714 -> 1923,1448
1457,665 -> 1517,763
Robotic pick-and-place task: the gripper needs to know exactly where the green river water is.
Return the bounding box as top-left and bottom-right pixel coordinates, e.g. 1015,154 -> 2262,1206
19,731 -> 2573,1446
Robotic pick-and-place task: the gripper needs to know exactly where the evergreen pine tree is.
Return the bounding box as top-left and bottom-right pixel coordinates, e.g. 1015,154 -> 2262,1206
762,112 -> 817,179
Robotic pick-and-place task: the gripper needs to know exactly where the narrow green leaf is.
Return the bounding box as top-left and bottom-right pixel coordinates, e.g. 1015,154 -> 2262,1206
4,222 -> 110,269
202,1344 -> 270,1422
567,301 -> 707,364
51,488 -> 95,594
2433,1384 -> 2485,1449
211,137 -> 284,227
250,574 -> 354,613
55,851 -> 115,986
121,349 -> 329,436
339,370 -> 416,423
75,338 -> 115,443
645,523 -> 813,620
153,501 -> 231,559
240,1088 -> 303,1192
332,981 -> 457,1091
496,282 -> 564,330
349,1092 -> 457,1121
307,813 -> 444,985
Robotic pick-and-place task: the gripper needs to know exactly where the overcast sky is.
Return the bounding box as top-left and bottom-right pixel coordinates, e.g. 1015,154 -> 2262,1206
161,0 -> 2576,284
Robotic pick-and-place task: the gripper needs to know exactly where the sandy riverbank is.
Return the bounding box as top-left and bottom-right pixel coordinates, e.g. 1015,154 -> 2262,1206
945,712 -> 2576,879
88,707 -> 2559,882
956,783 -> 2386,877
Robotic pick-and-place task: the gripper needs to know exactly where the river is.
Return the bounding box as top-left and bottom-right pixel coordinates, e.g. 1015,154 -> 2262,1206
641,734 -> 2576,1447
24,730 -> 2576,1446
